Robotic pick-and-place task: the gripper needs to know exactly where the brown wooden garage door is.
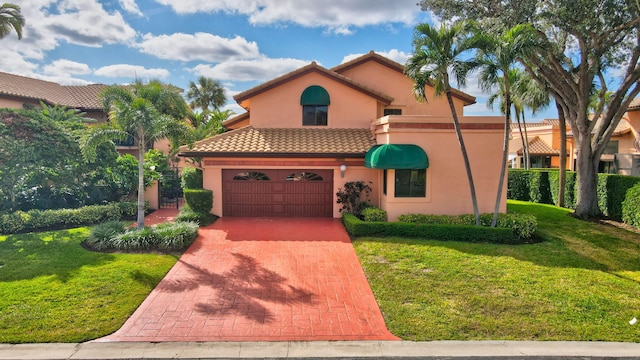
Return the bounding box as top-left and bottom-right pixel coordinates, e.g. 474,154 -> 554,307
222,169 -> 333,217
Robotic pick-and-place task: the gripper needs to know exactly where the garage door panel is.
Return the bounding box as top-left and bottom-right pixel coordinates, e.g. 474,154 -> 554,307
223,169 -> 333,217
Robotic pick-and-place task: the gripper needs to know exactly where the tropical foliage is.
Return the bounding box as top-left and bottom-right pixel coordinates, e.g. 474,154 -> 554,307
82,79 -> 190,229
0,3 -> 24,40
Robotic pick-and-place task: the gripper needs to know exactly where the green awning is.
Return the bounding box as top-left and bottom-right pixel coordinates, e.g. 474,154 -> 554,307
365,144 -> 429,169
300,85 -> 330,105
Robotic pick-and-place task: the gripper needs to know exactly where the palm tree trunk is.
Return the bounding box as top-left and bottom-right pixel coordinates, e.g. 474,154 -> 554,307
137,135 -> 146,230
557,101 -> 567,207
515,110 -> 526,168
492,97 -> 511,227
522,112 -> 531,169
446,91 -> 481,226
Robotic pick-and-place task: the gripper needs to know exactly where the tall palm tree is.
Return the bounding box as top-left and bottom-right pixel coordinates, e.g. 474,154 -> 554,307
405,20 -> 485,226
82,80 -> 189,229
0,3 -> 25,40
186,76 -> 226,112
477,25 -> 537,227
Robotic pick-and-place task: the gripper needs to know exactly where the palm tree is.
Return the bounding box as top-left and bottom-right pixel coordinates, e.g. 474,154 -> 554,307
477,25 -> 537,227
81,80 -> 189,229
0,3 -> 25,40
405,20 -> 485,226
186,76 -> 226,112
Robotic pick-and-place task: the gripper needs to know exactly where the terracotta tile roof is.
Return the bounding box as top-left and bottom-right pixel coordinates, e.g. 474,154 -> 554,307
509,136 -> 559,155
233,62 -> 394,106
179,126 -> 376,157
0,71 -> 105,110
629,97 -> 640,110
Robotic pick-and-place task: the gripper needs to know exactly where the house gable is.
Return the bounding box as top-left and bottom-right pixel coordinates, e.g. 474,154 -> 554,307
236,66 -> 392,129
332,51 -> 476,118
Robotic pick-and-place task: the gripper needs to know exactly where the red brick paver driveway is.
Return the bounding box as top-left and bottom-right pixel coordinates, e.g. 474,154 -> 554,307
99,217 -> 398,342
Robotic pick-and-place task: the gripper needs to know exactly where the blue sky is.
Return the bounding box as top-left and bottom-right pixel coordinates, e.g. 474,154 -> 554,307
2,0 -> 557,119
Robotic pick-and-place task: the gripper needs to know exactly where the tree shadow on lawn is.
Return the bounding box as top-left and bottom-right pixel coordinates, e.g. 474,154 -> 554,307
0,228 -> 115,282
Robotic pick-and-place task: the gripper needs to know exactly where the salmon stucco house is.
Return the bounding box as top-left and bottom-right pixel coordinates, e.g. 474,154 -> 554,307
178,52 -> 506,221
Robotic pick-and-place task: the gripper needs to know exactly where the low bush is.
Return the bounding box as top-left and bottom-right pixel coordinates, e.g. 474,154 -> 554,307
84,221 -> 199,252
336,181 -> 372,219
344,210 -> 537,244
85,221 -> 127,251
175,207 -> 217,226
398,212 -> 537,241
181,167 -> 203,189
0,202 -> 139,234
622,182 -> 640,228
362,207 -> 387,222
343,213 -> 524,244
183,189 -> 213,213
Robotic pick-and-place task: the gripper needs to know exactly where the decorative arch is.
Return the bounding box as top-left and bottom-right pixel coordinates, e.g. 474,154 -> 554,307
286,172 -> 324,181
233,171 -> 270,181
300,85 -> 330,105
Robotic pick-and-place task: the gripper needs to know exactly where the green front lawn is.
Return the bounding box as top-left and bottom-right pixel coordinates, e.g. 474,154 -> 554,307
354,200 -> 640,341
0,227 -> 177,343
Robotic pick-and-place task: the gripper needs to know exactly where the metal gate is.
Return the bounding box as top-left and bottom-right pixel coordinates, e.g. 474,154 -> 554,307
158,168 -> 183,209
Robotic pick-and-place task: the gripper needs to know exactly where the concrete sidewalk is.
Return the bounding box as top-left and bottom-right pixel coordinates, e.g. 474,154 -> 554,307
1,341 -> 640,359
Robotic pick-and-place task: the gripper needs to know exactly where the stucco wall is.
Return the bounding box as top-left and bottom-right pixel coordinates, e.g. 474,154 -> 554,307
247,72 -> 379,129
375,117 -> 506,221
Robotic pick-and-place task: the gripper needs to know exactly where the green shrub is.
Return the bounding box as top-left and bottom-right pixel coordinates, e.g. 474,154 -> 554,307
0,202 -> 138,234
86,221 -> 199,252
507,170 -> 531,201
154,222 -> 200,251
183,189 -> 213,213
343,213 -> 525,244
362,207 -> 387,222
529,171 -> 552,204
181,167 -> 203,189
336,181 -> 372,219
85,221 -> 127,251
548,170 -> 577,208
622,182 -> 640,228
175,207 -> 217,226
597,174 -> 640,221
398,212 -> 537,241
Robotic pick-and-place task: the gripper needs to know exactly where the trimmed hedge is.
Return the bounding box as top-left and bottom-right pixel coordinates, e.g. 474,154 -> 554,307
362,207 -> 387,222
0,202 -> 140,234
342,213 -> 536,244
507,170 -> 531,201
183,189 -> 213,213
548,170 -> 577,209
622,183 -> 640,228
175,207 -> 217,226
597,174 -> 640,221
85,221 -> 199,252
181,167 -> 203,189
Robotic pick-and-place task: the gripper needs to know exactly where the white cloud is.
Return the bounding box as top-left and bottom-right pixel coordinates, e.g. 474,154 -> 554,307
119,0 -> 143,16
190,57 -> 310,82
137,33 -> 260,62
95,64 -> 170,79
43,0 -> 137,47
342,49 -> 410,65
43,59 -> 92,75
153,0 -> 419,34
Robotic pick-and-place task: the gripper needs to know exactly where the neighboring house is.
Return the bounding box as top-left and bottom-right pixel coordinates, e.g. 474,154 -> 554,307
0,71 -> 163,157
510,99 -> 640,176
178,52 -> 506,221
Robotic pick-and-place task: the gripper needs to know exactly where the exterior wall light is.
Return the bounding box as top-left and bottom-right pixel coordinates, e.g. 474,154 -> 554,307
340,164 -> 347,178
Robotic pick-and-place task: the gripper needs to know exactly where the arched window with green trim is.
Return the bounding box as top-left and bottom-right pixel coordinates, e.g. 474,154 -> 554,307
300,85 -> 329,126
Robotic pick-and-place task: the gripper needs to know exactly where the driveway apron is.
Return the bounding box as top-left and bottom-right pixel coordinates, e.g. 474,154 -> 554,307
99,217 -> 398,342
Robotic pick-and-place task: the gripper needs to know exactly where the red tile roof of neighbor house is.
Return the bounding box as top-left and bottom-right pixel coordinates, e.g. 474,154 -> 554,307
509,136 -> 559,155
178,126 -> 376,157
629,97 -> 640,111
0,71 -> 106,110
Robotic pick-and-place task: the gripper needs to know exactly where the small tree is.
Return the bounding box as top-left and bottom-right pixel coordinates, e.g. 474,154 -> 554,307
336,181 -> 372,219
